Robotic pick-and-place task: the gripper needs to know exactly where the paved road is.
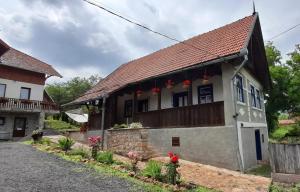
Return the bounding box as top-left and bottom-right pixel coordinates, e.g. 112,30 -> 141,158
0,142 -> 142,192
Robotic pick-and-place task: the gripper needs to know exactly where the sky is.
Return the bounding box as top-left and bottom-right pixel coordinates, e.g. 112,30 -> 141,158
0,0 -> 299,83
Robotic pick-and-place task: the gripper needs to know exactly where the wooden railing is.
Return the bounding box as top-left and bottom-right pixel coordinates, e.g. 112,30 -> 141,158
0,97 -> 59,112
135,101 -> 225,128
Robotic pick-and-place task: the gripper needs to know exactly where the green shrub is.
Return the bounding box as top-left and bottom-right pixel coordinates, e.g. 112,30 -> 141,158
129,122 -> 143,129
112,124 -> 128,129
142,160 -> 163,181
68,148 -> 90,158
45,120 -> 79,131
96,151 -> 114,164
271,125 -> 294,140
38,137 -> 52,145
58,137 -> 75,151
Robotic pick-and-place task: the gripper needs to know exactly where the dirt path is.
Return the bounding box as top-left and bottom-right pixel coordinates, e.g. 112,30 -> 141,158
46,135 -> 272,192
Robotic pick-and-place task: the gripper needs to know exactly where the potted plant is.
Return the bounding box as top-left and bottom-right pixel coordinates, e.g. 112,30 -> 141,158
182,80 -> 191,89
165,79 -> 174,89
136,90 -> 143,98
151,87 -> 160,96
32,129 -> 43,142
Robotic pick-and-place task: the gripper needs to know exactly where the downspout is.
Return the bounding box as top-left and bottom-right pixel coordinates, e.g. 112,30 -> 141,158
231,49 -> 248,172
101,96 -> 107,150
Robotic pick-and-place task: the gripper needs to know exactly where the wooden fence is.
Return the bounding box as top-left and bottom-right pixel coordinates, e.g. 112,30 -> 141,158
269,143 -> 300,174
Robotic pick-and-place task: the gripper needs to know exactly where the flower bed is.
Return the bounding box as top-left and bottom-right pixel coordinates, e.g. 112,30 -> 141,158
24,138 -> 216,192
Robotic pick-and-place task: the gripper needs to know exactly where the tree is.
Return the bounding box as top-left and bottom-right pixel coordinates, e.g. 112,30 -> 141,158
46,75 -> 102,106
287,45 -> 300,114
265,43 -> 300,131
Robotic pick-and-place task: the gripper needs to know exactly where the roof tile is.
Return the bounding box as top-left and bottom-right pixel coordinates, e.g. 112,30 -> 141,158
74,14 -> 255,103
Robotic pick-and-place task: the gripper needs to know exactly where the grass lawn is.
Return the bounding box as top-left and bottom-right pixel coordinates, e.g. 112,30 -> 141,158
45,119 -> 80,132
246,164 -> 271,178
269,182 -> 300,192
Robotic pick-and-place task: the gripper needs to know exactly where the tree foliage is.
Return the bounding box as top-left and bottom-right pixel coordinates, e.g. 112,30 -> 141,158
265,42 -> 300,131
46,75 -> 101,106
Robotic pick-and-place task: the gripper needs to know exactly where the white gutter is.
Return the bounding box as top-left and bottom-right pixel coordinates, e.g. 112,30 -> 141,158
230,49 -> 248,172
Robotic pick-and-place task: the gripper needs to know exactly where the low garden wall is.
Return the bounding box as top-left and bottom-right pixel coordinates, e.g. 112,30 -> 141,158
106,128 -> 156,160
269,142 -> 300,183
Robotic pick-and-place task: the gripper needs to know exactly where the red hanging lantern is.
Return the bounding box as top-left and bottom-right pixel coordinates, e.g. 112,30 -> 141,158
151,87 -> 160,95
165,79 -> 174,89
202,69 -> 210,84
182,80 -> 191,89
136,90 -> 143,98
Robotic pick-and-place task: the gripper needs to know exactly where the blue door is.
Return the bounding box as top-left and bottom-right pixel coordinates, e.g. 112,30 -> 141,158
255,130 -> 262,160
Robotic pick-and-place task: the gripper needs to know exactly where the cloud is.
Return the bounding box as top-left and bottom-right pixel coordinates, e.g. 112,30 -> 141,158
0,0 -> 299,83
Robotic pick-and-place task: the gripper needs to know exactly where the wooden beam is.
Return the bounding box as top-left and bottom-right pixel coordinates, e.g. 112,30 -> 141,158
132,92 -> 137,121
158,90 -> 161,110
188,80 -> 193,106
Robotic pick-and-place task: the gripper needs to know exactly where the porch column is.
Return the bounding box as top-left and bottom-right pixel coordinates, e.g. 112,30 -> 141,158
38,112 -> 45,130
101,96 -> 106,150
132,92 -> 137,121
157,90 -> 161,110
188,80 -> 193,106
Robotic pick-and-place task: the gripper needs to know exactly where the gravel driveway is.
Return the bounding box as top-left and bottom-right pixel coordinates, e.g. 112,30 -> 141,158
0,142 -> 143,192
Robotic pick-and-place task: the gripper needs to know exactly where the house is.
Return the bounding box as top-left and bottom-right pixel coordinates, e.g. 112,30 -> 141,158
0,38 -> 62,140
71,12 -> 271,171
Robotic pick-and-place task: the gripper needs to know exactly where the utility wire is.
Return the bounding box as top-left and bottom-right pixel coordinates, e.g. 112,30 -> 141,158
84,0 -> 221,59
267,23 -> 300,41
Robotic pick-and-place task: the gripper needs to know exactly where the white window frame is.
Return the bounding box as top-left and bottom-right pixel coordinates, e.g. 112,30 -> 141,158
235,75 -> 245,103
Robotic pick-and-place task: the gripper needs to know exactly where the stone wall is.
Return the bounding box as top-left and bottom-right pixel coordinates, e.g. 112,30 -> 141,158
106,128 -> 156,160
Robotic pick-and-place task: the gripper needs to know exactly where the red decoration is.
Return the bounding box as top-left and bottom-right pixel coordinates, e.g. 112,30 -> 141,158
165,79 -> 174,89
202,69 -> 210,84
151,87 -> 160,95
182,80 -> 191,89
136,90 -> 143,98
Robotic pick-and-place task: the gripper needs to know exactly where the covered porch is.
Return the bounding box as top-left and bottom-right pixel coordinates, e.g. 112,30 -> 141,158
88,63 -> 227,129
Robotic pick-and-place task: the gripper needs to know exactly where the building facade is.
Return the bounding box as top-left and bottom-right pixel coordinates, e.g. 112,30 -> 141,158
0,40 -> 61,140
71,13 -> 271,171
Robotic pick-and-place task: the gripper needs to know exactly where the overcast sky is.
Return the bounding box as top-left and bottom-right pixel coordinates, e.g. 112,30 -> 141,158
0,0 -> 299,83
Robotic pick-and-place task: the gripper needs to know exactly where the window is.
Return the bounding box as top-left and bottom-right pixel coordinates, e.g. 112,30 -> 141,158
172,137 -> 180,147
0,84 -> 6,97
198,84 -> 213,104
173,92 -> 188,107
236,75 -> 244,102
256,89 -> 261,109
0,117 -> 5,125
138,99 -> 148,112
20,87 -> 31,100
250,85 -> 256,107
124,100 -> 133,117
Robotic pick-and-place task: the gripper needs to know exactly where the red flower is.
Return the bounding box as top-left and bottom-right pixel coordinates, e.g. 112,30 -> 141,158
171,155 -> 179,164
88,136 -> 101,147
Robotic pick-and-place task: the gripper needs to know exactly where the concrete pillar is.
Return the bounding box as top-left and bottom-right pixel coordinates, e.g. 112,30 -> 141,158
38,112 -> 45,130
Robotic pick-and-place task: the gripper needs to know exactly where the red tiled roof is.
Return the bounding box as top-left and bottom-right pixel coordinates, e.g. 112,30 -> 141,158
74,14 -> 257,103
0,40 -> 62,77
0,39 -> 9,56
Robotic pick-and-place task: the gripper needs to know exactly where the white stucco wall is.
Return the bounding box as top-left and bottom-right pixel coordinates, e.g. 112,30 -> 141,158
0,78 -> 44,101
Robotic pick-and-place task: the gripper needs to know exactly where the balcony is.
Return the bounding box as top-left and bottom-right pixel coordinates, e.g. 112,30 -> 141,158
134,101 -> 225,128
0,97 -> 59,113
